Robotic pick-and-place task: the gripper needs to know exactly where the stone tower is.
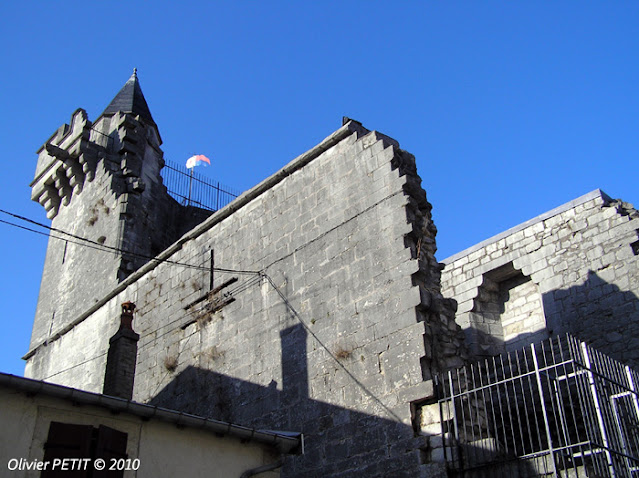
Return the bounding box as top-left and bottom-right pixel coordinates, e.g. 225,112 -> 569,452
28,71 -> 207,352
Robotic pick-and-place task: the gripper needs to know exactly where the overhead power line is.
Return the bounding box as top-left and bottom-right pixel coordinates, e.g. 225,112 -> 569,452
11,208 -> 395,414
137,273 -> 263,348
261,272 -> 403,422
0,208 -> 259,275
39,274 -> 266,381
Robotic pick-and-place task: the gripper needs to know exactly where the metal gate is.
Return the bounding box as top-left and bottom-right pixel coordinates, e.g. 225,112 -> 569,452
438,335 -> 639,477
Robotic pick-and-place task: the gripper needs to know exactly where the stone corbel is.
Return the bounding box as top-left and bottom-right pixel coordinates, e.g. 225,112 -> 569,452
54,168 -> 72,206
126,177 -> 146,193
36,182 -> 61,219
79,152 -> 97,182
45,143 -> 70,160
63,156 -> 86,195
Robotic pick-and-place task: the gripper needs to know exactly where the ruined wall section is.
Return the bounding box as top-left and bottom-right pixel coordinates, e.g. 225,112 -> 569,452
441,190 -> 639,367
392,150 -> 468,379
25,122 -> 463,477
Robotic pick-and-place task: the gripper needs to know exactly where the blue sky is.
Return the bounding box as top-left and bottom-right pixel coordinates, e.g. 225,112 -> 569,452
0,2 -> 637,377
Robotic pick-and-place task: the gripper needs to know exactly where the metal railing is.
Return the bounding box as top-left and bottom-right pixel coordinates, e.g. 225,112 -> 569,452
438,335 -> 639,477
161,159 -> 241,211
86,129 -> 240,212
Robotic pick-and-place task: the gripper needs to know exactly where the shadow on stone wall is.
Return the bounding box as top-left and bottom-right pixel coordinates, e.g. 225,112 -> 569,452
541,269 -> 639,369
465,270 -> 639,369
147,322 -> 541,477
150,365 -> 422,477
149,323 -> 428,478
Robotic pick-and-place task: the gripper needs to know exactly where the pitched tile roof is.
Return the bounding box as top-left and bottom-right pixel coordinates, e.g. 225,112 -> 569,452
102,69 -> 155,125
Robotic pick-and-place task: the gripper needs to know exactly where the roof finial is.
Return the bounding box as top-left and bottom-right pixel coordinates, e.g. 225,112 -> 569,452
133,67 -> 138,76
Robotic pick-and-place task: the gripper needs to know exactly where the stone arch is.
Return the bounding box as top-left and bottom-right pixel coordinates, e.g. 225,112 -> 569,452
466,262 -> 547,358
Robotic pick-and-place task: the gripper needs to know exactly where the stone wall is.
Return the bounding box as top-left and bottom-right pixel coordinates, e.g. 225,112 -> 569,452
499,275 -> 545,351
26,121 -> 466,478
441,189 -> 639,367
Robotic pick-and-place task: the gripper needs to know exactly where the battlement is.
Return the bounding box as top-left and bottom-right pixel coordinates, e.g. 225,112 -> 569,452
31,109 -> 94,218
28,73 -> 212,351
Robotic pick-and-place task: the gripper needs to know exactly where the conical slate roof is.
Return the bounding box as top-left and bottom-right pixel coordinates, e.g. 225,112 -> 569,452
102,69 -> 155,125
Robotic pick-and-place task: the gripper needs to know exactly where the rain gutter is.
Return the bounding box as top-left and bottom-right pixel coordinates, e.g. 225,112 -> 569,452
0,372 -> 302,454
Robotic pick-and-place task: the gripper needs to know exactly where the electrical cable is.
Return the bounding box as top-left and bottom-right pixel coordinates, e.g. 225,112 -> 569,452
261,272 -> 403,422
13,204 -> 396,414
38,275 -> 264,380
137,274 -> 262,349
0,218 -> 129,256
0,208 -> 259,275
41,351 -> 108,381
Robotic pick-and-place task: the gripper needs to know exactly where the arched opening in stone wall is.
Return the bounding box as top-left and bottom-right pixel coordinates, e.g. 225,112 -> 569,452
469,262 -> 547,357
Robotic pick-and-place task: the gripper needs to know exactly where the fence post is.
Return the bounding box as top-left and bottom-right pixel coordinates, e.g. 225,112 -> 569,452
580,342 -> 615,476
531,342 -> 558,476
581,341 -> 615,476
442,369 -> 460,469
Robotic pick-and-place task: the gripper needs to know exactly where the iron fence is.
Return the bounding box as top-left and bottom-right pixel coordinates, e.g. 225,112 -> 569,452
438,335 -> 639,477
161,159 -> 241,211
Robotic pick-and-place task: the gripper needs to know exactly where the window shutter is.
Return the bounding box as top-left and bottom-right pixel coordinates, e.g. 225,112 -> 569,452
41,422 -> 129,478
93,425 -> 128,478
41,422 -> 93,477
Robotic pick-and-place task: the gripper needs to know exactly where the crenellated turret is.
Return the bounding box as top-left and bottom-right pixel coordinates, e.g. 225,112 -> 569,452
31,109 -> 95,218
28,71 -> 211,351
